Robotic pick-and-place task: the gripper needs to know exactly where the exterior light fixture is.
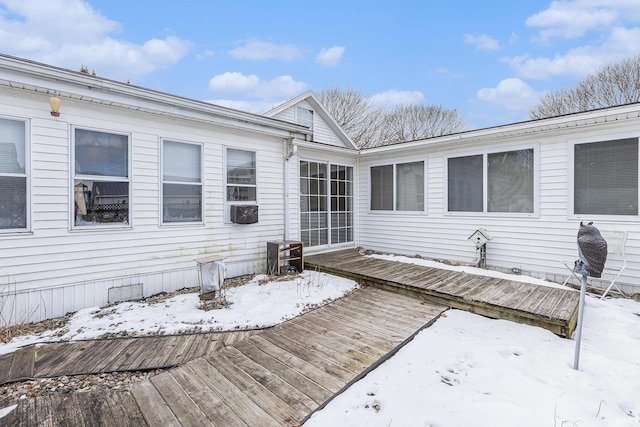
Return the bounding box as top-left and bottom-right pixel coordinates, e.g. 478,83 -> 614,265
49,95 -> 61,117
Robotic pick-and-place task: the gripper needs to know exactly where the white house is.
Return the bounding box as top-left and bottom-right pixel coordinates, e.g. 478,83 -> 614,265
1,53 -> 639,326
356,105 -> 640,294
0,55 -> 356,326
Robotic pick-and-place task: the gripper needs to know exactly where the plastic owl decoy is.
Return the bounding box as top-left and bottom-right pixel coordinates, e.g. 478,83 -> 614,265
573,221 -> 607,278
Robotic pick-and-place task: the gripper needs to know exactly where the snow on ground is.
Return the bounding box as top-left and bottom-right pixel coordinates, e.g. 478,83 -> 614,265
2,255 -> 639,426
0,271 -> 359,355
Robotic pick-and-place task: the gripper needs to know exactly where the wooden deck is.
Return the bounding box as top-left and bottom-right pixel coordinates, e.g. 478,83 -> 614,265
0,330 -> 258,385
306,250 -> 580,338
1,287 -> 448,426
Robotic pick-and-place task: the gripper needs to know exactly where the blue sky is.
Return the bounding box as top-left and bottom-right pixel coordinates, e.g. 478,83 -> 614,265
1,1 -> 640,130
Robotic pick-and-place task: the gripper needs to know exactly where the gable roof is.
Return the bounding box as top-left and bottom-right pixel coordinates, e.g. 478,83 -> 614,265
264,90 -> 358,150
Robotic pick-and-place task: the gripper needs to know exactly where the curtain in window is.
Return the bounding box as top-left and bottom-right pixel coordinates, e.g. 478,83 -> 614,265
575,138 -> 638,215
488,149 -> 533,213
396,161 -> 424,211
448,155 -> 483,212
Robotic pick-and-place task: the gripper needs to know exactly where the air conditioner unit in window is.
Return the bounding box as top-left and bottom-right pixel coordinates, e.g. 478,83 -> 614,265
230,205 -> 258,224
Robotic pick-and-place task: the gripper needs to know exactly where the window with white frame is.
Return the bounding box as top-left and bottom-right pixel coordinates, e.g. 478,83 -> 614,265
0,118 -> 28,230
448,148 -> 534,213
226,148 -> 256,202
162,140 -> 203,223
300,160 -> 353,247
573,138 -> 638,216
295,106 -> 313,129
370,161 -> 424,211
73,128 -> 130,227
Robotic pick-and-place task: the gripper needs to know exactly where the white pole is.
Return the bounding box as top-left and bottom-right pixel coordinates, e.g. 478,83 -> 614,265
573,275 -> 588,370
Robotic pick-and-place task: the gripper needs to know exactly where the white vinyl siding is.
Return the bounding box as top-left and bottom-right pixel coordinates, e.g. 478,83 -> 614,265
0,117 -> 28,231
162,140 -> 203,223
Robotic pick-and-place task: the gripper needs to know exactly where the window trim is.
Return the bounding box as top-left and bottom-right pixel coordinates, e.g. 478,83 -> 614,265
368,159 -> 427,214
70,126 -> 132,230
0,116 -> 30,233
160,138 -> 204,225
444,144 -> 539,217
224,146 -> 258,223
568,133 -> 640,220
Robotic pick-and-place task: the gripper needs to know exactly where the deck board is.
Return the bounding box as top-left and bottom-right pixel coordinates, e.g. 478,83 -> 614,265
306,249 -> 580,338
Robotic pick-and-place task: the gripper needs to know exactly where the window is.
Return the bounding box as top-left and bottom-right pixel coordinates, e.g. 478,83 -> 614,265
295,106 -> 313,129
300,161 -> 353,247
73,129 -> 130,227
447,149 -> 534,214
574,138 -> 638,216
370,161 -> 424,211
0,118 -> 27,230
226,148 -> 256,202
162,140 -> 202,223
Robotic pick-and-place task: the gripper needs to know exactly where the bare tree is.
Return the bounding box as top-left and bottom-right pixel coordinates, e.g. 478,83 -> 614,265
377,104 -> 466,147
529,54 -> 640,119
316,86 -> 383,148
317,86 -> 466,148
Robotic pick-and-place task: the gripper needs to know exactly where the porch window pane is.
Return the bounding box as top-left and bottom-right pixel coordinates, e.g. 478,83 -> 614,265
0,176 -> 26,229
574,138 -> 638,215
396,161 -> 424,211
227,148 -> 256,202
163,141 -> 201,182
74,129 -> 129,226
0,118 -> 27,230
488,149 -> 534,213
448,155 -> 483,212
371,165 -> 393,210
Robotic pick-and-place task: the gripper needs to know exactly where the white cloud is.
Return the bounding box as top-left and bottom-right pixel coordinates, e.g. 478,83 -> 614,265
463,33 -> 500,50
526,1 -> 618,40
507,26 -> 640,79
196,50 -> 215,60
369,90 -> 425,108
208,71 -> 306,100
0,0 -> 191,80
476,78 -> 542,111
208,72 -> 260,93
229,39 -> 303,61
315,46 -> 345,67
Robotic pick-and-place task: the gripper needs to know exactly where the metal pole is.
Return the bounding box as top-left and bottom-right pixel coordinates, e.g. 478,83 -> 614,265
573,274 -> 588,370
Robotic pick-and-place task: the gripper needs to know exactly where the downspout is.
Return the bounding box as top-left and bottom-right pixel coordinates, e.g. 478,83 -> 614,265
283,137 -> 297,240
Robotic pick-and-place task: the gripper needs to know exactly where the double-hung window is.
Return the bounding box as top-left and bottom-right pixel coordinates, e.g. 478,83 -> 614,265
162,140 -> 203,223
226,148 -> 256,203
573,138 -> 638,216
370,161 -> 424,211
447,148 -> 535,214
300,161 -> 354,247
73,128 -> 130,227
0,118 -> 28,231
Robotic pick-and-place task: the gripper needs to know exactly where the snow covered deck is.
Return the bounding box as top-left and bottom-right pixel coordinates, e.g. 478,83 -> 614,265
305,250 -> 580,338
